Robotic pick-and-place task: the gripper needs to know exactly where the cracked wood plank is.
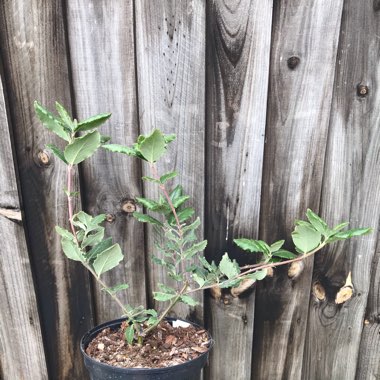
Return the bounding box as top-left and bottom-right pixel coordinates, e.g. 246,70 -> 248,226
0,62 -> 48,380
252,1 -> 344,379
0,1 -> 93,378
66,0 -> 146,323
303,1 -> 380,378
135,0 -> 206,322
205,0 -> 272,378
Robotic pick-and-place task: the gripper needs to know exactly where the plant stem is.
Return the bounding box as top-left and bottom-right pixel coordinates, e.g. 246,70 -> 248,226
142,282 -> 188,336
184,242 -> 327,295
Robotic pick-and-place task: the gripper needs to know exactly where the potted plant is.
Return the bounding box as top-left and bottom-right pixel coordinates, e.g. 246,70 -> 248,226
34,101 -> 371,380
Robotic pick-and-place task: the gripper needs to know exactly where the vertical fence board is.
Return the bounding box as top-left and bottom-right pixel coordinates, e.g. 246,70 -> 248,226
252,1 -> 344,379
205,0 -> 272,379
0,1 -> 93,378
0,65 -> 48,380
135,0 -> 206,320
303,1 -> 380,378
66,0 -> 146,323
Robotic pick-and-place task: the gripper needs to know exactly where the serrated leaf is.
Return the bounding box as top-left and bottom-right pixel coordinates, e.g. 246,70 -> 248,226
100,135 -> 111,144
245,269 -> 268,281
93,244 -> 123,276
55,226 -> 75,240
183,217 -> 201,233
34,101 -> 70,141
102,144 -> 138,157
180,295 -> 198,306
139,129 -> 166,163
46,144 -> 68,164
64,189 -> 80,197
92,214 -> 106,225
133,212 -> 163,226
61,237 -> 84,262
75,113 -> 111,132
125,325 -> 134,344
104,283 -> 129,295
269,240 -> 285,253
291,225 -> 321,253
177,208 -> 195,223
135,197 -> 160,211
164,133 -> 176,143
234,238 -> 270,255
169,185 -> 183,202
183,240 -> 207,259
55,102 -> 74,131
160,171 -> 178,184
142,176 -> 161,183
219,253 -> 240,279
272,249 -> 297,259
306,209 -> 328,234
87,238 -> 114,261
172,195 -> 190,209
332,222 -> 349,232
64,131 -> 101,164
81,228 -> 104,248
153,292 -> 177,301
192,273 -> 206,287
328,227 -> 372,242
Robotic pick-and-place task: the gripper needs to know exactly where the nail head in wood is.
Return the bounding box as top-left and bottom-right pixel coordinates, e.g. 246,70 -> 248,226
357,84 -> 369,97
121,200 -> 136,213
287,56 -> 300,70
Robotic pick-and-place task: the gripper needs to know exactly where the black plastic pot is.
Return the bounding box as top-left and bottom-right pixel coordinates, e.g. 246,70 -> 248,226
80,317 -> 213,380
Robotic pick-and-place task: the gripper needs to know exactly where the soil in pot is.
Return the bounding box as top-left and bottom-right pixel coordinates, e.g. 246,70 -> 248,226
85,319 -> 210,369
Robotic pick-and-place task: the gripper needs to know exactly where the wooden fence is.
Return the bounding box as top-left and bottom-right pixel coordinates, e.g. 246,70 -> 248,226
0,0 -> 379,379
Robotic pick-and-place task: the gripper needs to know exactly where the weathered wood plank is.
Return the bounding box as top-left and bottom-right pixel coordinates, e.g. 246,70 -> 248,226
0,1 -> 93,378
303,1 -> 380,378
135,0 -> 206,321
205,0 -> 272,378
252,1 -> 344,379
66,0 -> 146,323
0,63 -> 48,380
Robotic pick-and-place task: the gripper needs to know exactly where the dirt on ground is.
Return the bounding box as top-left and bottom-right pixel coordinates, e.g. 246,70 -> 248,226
86,320 -> 210,369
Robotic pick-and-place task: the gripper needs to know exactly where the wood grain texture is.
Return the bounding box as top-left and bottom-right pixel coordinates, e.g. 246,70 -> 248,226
0,1 -> 93,378
303,1 -> 380,378
252,1 -> 344,379
135,0 -> 206,321
0,64 -> 48,380
66,0 -> 146,323
205,0 -> 272,378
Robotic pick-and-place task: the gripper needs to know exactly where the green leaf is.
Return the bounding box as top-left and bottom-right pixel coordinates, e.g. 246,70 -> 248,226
93,244 -> 123,276
61,237 -> 84,262
102,144 -> 138,157
153,292 -> 177,301
219,253 -> 240,279
180,295 -> 198,306
55,226 -> 75,240
182,217 -> 201,233
142,176 -> 161,183
125,325 -> 134,344
306,209 -> 328,234
183,240 -> 208,259
104,283 -> 129,295
291,225 -> 321,253
34,101 -> 70,141
64,189 -> 80,197
75,113 -> 111,132
172,195 -> 190,209
169,185 -> 183,202
133,212 -> 164,227
64,131 -> 101,164
100,135 -> 111,144
192,273 -> 206,287
328,227 -> 372,242
234,238 -> 270,255
177,208 -> 195,223
81,228 -> 104,248
160,171 -> 178,184
164,133 -> 176,143
245,269 -> 268,281
135,197 -> 160,211
87,237 -> 113,261
139,129 -> 166,163
272,249 -> 297,259
55,102 -> 74,131
269,240 -> 285,253
332,222 -> 349,232
46,144 -> 68,164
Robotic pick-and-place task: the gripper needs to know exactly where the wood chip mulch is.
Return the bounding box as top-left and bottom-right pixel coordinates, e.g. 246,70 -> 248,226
85,321 -> 210,369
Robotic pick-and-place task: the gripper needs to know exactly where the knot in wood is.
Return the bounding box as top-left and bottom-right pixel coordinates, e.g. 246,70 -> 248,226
357,84 -> 369,97
106,214 -> 116,223
121,200 -> 136,213
287,56 -> 300,70
37,149 -> 51,166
